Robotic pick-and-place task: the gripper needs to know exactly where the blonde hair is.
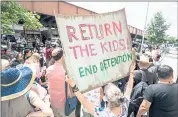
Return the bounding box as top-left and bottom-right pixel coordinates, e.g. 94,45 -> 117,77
104,83 -> 124,109
25,53 -> 40,64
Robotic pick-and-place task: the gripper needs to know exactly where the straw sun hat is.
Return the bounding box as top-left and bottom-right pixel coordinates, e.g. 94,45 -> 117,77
136,54 -> 152,64
1,66 -> 36,101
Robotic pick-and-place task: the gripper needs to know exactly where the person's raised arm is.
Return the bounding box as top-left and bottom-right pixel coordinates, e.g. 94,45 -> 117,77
137,99 -> 151,117
124,63 -> 135,98
66,77 -> 95,116
26,90 -> 53,117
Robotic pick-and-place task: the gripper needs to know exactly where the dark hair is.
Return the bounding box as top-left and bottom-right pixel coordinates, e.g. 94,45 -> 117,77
51,44 -> 57,48
142,50 -> 145,53
16,53 -> 22,59
136,55 -> 140,61
156,46 -> 159,49
149,57 -> 153,62
39,56 -> 47,67
1,54 -> 12,61
47,38 -> 51,41
24,49 -> 31,59
157,65 -> 173,79
52,50 -> 63,61
24,49 -> 31,54
48,58 -> 55,67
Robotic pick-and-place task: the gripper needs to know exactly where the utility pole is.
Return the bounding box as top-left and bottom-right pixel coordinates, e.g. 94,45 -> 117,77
140,2 -> 150,54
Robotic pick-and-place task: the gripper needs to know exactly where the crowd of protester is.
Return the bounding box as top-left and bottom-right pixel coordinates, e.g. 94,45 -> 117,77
1,42 -> 178,117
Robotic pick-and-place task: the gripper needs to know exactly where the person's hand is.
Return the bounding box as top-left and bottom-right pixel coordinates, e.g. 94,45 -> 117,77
129,63 -> 136,73
62,59 -> 67,71
65,76 -> 76,88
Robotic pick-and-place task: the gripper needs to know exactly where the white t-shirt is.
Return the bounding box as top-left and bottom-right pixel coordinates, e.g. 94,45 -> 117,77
27,90 -> 52,113
94,97 -> 129,117
81,88 -> 101,114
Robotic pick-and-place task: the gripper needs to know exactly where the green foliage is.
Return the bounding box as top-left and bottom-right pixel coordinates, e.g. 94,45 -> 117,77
165,35 -> 176,44
146,12 -> 170,44
1,0 -> 43,34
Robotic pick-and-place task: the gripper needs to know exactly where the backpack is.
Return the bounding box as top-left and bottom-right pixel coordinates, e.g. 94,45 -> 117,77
127,71 -> 149,117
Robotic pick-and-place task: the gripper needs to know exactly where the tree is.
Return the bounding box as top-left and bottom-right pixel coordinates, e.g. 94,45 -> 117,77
165,35 -> 176,44
146,12 -> 170,44
1,1 -> 43,34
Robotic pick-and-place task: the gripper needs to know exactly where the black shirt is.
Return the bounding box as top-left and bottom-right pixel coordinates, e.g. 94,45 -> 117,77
134,69 -> 158,86
144,83 -> 178,117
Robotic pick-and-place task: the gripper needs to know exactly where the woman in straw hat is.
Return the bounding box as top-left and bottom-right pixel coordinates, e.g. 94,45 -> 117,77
1,65 -> 53,117
134,54 -> 158,86
66,63 -> 135,117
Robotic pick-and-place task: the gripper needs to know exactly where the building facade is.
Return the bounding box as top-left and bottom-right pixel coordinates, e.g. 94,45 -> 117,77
18,1 -> 144,40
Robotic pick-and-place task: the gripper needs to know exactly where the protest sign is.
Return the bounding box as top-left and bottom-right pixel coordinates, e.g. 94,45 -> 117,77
55,8 -> 133,93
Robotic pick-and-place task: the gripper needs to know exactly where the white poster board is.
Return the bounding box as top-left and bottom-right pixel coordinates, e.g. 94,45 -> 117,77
55,9 -> 133,93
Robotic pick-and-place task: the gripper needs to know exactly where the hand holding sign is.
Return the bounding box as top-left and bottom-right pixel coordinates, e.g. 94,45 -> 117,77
65,75 -> 76,88
130,63 -> 136,73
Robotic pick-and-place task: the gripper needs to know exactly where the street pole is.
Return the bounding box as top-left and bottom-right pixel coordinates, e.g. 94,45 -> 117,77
140,2 -> 150,54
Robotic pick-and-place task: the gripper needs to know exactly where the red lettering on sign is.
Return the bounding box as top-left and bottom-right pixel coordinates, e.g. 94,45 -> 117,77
80,44 -> 89,58
66,26 -> 79,43
100,41 -> 109,54
93,24 -> 104,40
112,40 -> 118,51
79,24 -> 90,41
113,21 -> 122,34
119,39 -> 126,50
104,23 -> 112,36
69,44 -> 97,59
69,46 -> 79,59
89,44 -> 97,56
88,25 -> 94,39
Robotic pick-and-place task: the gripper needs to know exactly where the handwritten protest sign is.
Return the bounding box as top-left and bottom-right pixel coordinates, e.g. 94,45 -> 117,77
55,9 -> 133,93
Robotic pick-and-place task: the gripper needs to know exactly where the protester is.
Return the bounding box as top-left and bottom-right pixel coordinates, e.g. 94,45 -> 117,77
39,53 -> 47,68
46,48 -> 73,117
24,49 -> 32,61
25,53 -> 45,85
152,46 -> 161,62
134,55 -> 158,86
39,70 -> 48,89
25,53 -> 44,85
147,57 -> 160,76
24,53 -> 54,117
1,65 -> 53,117
66,63 -> 135,117
45,42 -> 52,64
145,47 -> 152,57
126,55 -> 158,116
30,81 -> 51,111
1,54 -> 15,67
25,53 -> 41,70
1,54 -> 13,62
137,65 -> 178,117
11,52 -> 24,68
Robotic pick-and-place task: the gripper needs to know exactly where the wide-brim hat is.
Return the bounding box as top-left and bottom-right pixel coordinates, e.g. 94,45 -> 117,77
136,54 -> 152,64
1,66 -> 36,101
